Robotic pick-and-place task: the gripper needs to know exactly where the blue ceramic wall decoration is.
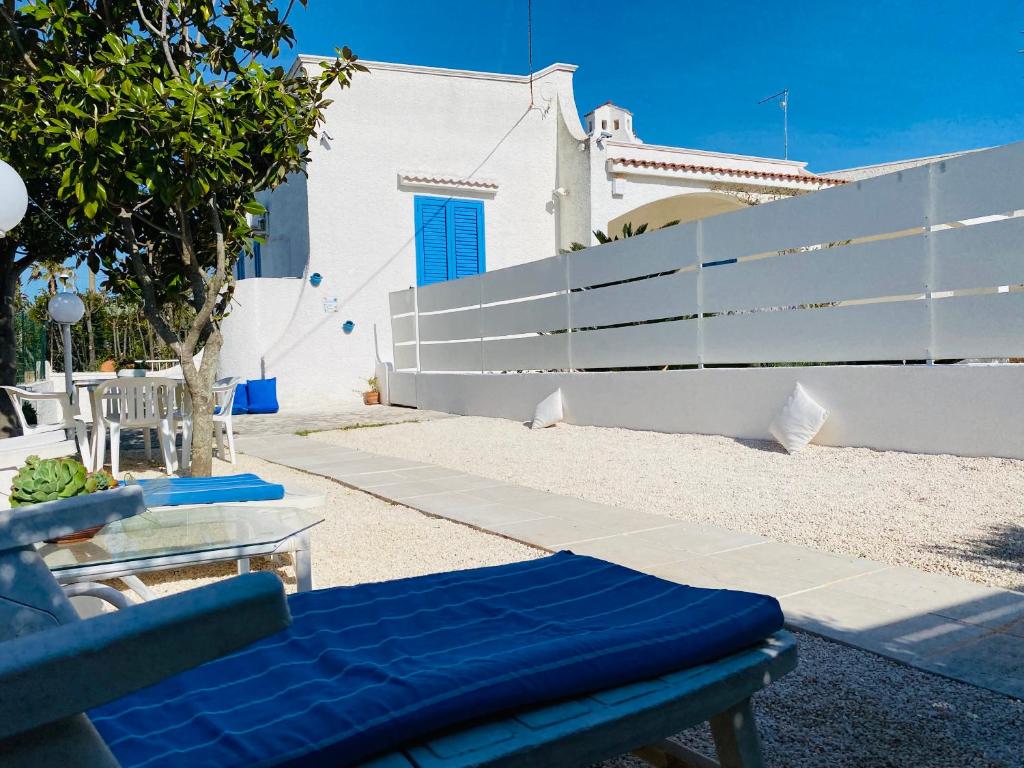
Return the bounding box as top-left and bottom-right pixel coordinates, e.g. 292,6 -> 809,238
309,272 -> 322,287
342,320 -> 355,334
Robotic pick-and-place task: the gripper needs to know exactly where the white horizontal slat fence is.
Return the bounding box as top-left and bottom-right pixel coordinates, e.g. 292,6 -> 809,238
392,142 -> 1024,373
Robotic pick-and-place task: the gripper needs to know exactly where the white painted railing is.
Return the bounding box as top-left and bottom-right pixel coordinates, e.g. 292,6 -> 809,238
390,142 -> 1024,373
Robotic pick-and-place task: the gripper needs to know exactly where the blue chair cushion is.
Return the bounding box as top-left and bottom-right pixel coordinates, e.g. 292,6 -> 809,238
245,378 -> 278,414
231,382 -> 249,415
126,474 -> 285,507
91,552 -> 784,768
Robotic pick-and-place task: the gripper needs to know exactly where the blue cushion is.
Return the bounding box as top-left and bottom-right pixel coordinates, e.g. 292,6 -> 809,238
231,382 -> 249,415
92,552 -> 783,768
126,474 -> 285,507
245,378 -> 278,414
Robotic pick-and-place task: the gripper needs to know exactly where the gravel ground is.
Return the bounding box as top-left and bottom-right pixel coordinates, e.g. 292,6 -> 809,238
310,417 -> 1024,590
602,630 -> 1024,768
115,451 -> 1023,766
120,452 -> 542,598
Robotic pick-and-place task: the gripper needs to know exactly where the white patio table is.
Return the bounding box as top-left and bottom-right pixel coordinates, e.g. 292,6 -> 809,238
40,504 -> 324,600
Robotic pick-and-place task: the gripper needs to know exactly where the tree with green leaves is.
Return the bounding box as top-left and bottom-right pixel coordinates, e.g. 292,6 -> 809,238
0,137 -> 95,436
26,259 -> 71,296
1,1 -> 364,473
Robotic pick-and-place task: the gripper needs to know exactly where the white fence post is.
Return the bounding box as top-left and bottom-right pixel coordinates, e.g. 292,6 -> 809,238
565,255 -> 574,372
696,221 -> 705,370
925,163 -> 937,366
413,286 -> 421,373
479,279 -> 485,374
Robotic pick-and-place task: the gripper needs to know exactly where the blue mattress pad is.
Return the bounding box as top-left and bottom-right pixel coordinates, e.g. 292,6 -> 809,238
92,551 -> 783,767
124,474 -> 286,507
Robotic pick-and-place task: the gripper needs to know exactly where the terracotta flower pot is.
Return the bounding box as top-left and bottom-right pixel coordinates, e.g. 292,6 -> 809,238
99,359 -> 117,372
363,391 -> 380,405
46,524 -> 104,545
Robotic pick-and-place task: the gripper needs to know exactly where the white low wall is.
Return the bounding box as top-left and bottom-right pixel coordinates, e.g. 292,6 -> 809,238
389,364 -> 1024,459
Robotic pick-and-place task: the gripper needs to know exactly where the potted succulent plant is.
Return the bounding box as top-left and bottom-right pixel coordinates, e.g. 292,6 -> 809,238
9,455 -> 118,543
362,376 -> 380,406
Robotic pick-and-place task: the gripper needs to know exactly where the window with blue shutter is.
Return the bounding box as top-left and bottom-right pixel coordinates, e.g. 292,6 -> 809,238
414,196 -> 485,286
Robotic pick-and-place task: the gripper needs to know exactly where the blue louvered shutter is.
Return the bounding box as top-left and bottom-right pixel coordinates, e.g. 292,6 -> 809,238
415,196 -> 485,286
415,197 -> 451,286
450,200 -> 485,279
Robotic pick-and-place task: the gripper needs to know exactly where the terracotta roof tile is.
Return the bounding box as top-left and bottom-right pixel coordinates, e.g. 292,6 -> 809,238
398,172 -> 499,190
609,157 -> 845,186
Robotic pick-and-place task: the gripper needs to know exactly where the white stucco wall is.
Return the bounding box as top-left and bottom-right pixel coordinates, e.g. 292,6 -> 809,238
390,365 -> 1024,460
222,60 -> 586,407
554,85 -> 590,250
218,277 -> 306,402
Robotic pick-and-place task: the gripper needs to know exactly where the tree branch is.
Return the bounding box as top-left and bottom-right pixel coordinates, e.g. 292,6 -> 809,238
117,213 -> 180,349
174,203 -> 206,309
207,197 -> 227,284
132,210 -> 181,239
158,0 -> 181,78
177,197 -> 228,353
12,252 -> 36,273
0,1 -> 38,72
134,0 -> 161,36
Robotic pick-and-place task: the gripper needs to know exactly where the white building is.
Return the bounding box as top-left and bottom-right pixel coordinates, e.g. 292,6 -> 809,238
220,58 -> 843,408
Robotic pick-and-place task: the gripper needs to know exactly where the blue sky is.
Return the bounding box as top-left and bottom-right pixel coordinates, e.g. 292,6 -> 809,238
282,0 -> 1022,171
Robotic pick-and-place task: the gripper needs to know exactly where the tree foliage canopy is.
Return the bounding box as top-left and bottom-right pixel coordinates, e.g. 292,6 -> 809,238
0,0 -> 363,471
2,0 -> 361,328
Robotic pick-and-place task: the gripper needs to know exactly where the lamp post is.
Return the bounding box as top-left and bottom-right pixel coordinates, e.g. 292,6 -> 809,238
0,158 -> 29,237
48,291 -> 85,404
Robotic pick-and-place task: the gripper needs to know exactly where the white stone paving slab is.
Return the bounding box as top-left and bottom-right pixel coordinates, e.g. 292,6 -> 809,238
629,521 -> 769,556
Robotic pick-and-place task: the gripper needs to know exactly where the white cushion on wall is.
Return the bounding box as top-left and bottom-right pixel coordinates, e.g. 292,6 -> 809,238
531,389 -> 564,429
769,383 -> 829,453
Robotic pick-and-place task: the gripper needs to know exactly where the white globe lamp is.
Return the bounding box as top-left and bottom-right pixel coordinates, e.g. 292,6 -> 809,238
0,158 -> 28,237
48,291 -> 86,403
47,291 -> 86,325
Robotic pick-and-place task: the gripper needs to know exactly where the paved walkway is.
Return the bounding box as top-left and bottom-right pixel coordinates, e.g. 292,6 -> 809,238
237,432 -> 1024,700
232,405 -> 453,436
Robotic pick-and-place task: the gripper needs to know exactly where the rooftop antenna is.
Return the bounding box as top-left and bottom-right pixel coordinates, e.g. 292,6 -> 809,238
758,88 -> 789,159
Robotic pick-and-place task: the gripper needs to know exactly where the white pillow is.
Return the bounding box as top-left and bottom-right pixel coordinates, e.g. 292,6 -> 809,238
769,383 -> 829,453
531,389 -> 564,429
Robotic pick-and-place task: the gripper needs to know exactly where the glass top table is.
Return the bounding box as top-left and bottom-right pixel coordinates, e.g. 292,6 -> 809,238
41,505 -> 324,595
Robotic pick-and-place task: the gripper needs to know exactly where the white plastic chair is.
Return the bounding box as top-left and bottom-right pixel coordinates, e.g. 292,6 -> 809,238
212,378 -> 241,464
90,377 -> 177,477
1,385 -> 94,471
171,378 -> 239,470
2,385 -> 75,437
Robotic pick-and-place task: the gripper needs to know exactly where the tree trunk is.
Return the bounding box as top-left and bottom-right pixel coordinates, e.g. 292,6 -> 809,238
180,327 -> 223,477
0,259 -> 21,438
